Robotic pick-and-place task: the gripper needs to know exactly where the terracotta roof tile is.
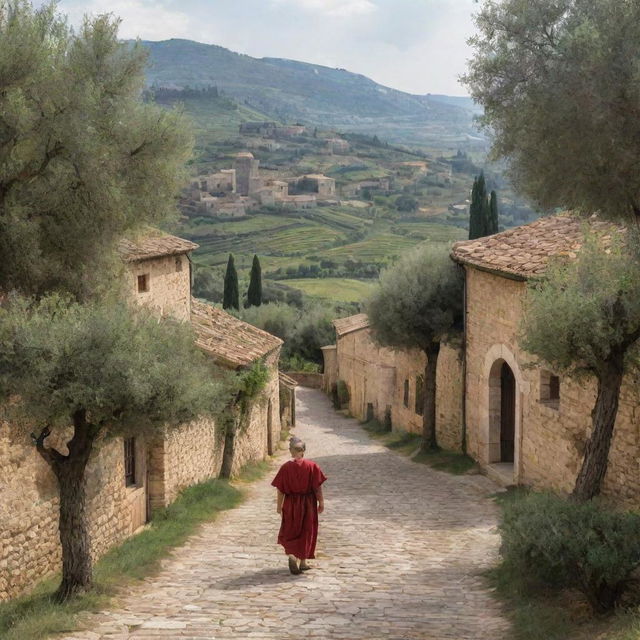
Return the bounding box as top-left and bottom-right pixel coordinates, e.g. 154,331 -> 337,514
279,372 -> 298,388
451,213 -> 622,279
333,313 -> 370,336
191,299 -> 282,369
119,234 -> 199,262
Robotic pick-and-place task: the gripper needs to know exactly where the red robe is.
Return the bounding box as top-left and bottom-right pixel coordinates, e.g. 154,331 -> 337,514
271,458 -> 327,559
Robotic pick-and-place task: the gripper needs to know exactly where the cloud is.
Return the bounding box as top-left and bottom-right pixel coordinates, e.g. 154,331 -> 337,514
271,0 -> 376,18
59,0 -> 191,41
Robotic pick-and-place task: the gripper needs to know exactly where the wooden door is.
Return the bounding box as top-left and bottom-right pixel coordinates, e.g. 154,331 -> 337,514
500,363 -> 515,462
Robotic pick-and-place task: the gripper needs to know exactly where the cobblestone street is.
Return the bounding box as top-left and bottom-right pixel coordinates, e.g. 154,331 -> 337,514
62,388 -> 509,640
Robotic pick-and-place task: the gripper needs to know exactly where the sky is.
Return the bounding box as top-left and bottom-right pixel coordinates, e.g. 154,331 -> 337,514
45,0 -> 478,96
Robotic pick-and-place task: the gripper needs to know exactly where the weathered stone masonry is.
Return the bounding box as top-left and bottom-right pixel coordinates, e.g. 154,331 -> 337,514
0,233 -> 283,601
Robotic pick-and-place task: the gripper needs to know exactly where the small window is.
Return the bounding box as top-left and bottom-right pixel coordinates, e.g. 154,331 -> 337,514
124,437 -> 136,487
540,370 -> 560,409
175,256 -> 183,272
403,379 -> 410,408
415,375 -> 425,416
137,274 -> 149,293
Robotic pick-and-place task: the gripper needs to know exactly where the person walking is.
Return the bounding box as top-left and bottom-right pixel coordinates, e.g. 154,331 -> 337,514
272,437 -> 327,575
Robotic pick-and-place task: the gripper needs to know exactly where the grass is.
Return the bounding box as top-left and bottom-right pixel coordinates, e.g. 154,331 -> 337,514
283,277 -> 376,302
0,460 -> 271,640
362,419 -> 476,474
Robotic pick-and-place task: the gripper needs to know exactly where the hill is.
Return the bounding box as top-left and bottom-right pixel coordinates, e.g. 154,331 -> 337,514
140,39 -> 479,146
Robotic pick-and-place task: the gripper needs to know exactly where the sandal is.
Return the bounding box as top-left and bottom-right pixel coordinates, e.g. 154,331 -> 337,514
288,556 -> 301,575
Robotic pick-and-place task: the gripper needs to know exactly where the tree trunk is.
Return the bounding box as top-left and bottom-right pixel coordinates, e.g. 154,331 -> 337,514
572,354 -> 624,502
220,423 -> 235,479
422,342 -> 440,452
55,456 -> 93,601
38,409 -> 97,602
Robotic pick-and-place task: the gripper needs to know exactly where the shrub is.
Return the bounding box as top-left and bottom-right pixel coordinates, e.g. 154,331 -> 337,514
499,492 -> 640,612
336,380 -> 350,407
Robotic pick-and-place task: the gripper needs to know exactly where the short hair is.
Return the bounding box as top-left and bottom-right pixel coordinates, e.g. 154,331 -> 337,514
289,437 -> 306,452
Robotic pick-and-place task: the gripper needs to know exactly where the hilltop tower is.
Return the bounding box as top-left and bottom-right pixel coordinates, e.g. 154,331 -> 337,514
234,152 -> 260,196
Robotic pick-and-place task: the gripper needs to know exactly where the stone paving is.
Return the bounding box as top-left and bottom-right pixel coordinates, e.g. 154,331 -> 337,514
62,388 -> 510,640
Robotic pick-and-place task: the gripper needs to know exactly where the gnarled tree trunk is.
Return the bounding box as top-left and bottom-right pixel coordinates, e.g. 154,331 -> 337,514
35,409 -> 96,602
422,341 -> 440,452
572,353 -> 624,502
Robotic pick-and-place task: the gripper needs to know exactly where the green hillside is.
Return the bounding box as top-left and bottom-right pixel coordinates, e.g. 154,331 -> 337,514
141,39 -> 479,146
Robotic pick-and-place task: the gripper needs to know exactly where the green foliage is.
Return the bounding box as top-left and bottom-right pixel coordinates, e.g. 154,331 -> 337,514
336,380 -> 350,406
246,254 -> 262,307
367,244 -> 464,351
521,228 -> 640,378
464,0 -> 640,223
469,173 -> 498,239
239,301 -> 334,366
193,265 -> 224,303
223,253 -> 239,310
0,295 -> 228,434
237,360 -> 269,401
0,2 -> 192,299
498,491 -> 640,612
412,449 -> 477,475
395,194 -> 418,213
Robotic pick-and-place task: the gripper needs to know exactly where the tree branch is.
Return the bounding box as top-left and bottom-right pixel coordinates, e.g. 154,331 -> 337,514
30,425 -> 67,469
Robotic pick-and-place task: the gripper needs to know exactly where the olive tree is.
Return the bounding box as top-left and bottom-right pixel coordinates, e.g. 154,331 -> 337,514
367,245 -> 463,451
463,0 -> 640,224
0,296 -> 229,601
0,1 -> 192,299
521,230 -> 640,501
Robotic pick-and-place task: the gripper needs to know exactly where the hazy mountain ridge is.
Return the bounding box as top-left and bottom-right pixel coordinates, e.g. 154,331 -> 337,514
140,39 -> 478,142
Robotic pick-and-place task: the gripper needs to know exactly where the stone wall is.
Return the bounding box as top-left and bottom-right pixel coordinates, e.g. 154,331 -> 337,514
230,352 -> 281,477
321,346 -> 338,393
464,267 -> 640,505
148,417 -> 223,511
0,425 -> 131,601
127,254 -> 192,322
285,372 -> 323,389
332,328 -> 464,451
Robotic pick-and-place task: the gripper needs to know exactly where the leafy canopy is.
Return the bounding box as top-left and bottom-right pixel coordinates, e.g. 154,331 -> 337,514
0,1 -> 193,298
0,295 -> 229,433
520,228 -> 640,377
367,244 -> 463,351
464,0 -> 640,222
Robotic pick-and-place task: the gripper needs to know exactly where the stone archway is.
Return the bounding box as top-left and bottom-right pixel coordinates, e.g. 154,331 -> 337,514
482,344 -> 529,482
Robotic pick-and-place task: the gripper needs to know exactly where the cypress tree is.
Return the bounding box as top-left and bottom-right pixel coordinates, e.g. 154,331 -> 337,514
247,254 -> 262,307
489,190 -> 499,234
223,254 -> 239,310
468,175 -> 482,239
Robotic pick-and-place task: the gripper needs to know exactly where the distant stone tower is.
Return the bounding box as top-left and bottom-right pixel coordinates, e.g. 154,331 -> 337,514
234,152 -> 260,196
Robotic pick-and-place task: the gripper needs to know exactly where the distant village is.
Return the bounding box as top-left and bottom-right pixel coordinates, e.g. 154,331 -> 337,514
187,122 -> 391,217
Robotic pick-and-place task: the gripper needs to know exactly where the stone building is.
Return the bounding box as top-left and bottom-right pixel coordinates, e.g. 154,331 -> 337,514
326,138 -> 350,154
0,232 -> 283,602
239,121 -> 277,136
323,314 -> 464,452
234,152 -> 260,196
451,214 -> 640,503
288,174 -> 336,198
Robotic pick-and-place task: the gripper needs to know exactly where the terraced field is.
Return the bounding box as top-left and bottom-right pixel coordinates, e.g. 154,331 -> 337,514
283,278 -> 376,302
324,233 -> 418,263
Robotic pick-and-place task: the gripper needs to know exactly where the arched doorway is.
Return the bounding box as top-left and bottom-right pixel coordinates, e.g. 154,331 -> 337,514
488,359 -> 516,464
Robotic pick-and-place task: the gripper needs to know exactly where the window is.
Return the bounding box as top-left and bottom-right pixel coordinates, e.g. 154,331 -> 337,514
124,437 -> 136,487
137,274 -> 149,293
403,379 -> 410,408
175,256 -> 183,272
540,370 -> 560,409
415,375 -> 425,416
